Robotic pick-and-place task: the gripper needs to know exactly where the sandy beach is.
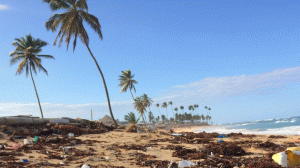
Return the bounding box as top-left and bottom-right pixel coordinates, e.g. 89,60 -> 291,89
0,124 -> 299,167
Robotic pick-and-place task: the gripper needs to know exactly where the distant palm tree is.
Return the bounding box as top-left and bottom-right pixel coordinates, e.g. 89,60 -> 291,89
201,114 -> 205,123
180,106 -> 184,114
124,112 -> 139,124
161,102 -> 168,120
161,115 -> 166,123
148,111 -> 154,123
208,107 -> 211,124
174,107 -> 178,123
43,0 -> 118,127
9,34 -> 55,118
188,105 -> 193,115
118,69 -> 138,100
204,106 -> 208,119
156,103 -> 161,115
168,101 -> 174,121
206,115 -> 209,123
194,104 -> 198,115
141,94 -> 153,112
133,96 -> 147,126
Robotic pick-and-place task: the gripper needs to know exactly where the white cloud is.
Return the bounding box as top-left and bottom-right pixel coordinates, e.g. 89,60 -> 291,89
0,4 -> 9,10
1,66 -> 300,120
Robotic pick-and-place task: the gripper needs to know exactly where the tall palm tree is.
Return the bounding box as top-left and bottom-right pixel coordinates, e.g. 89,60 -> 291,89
161,102 -> 168,120
194,104 -> 198,115
118,69 -> 138,100
43,0 -> 118,127
180,106 -> 184,114
9,34 -> 55,119
156,103 -> 161,116
124,112 -> 139,124
148,111 -> 154,123
168,101 -> 174,122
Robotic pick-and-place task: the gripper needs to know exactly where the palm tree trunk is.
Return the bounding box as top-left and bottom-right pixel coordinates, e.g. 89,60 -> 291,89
30,66 -> 44,118
130,90 -> 135,100
85,43 -> 118,127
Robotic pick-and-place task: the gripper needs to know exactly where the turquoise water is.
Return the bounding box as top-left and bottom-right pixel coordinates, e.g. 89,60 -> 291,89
194,116 -> 300,135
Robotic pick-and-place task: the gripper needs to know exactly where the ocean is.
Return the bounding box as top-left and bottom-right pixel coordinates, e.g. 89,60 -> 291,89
194,116 -> 300,135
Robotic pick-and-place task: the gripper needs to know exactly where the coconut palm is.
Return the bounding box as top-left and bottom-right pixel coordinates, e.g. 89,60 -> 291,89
174,107 -> 178,123
188,105 -> 193,115
156,103 -> 161,115
194,104 -> 198,115
141,94 -> 153,112
43,0 -> 118,127
148,111 -> 154,123
161,102 -> 168,120
208,107 -> 211,124
133,96 -> 147,126
204,106 -> 208,119
168,101 -> 174,122
118,69 -> 138,100
124,112 -> 139,124
180,106 -> 184,114
9,34 -> 55,119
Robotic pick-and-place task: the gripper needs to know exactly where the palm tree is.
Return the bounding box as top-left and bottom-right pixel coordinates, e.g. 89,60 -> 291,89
43,0 -> 118,127
208,107 -> 211,124
161,115 -> 166,123
174,107 -> 178,123
141,94 -> 153,113
124,112 -> 139,124
204,106 -> 208,119
161,102 -> 168,120
118,69 -> 138,100
148,111 -> 154,123
188,105 -> 193,115
133,96 -> 147,126
201,114 -> 205,123
156,103 -> 161,116
168,101 -> 174,122
9,34 -> 55,118
180,106 -> 184,114
194,104 -> 198,115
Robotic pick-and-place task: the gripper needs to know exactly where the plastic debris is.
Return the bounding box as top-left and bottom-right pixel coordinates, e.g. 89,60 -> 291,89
178,160 -> 196,168
5,143 -> 21,150
171,133 -> 182,136
24,139 -> 30,145
106,156 -> 110,160
82,164 -> 90,168
218,140 -> 224,143
23,159 -> 28,162
272,147 -> 300,167
68,133 -> 75,138
218,134 -> 227,138
33,136 -> 39,143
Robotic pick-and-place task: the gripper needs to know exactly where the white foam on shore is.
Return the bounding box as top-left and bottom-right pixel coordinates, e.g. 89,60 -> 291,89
193,125 -> 300,135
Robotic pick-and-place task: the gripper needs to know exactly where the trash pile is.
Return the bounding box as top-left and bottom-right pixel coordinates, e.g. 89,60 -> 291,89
0,117 -> 114,168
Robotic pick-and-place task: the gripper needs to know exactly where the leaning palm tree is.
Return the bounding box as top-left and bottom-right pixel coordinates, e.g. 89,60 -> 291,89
43,0 -> 118,127
118,69 -> 138,100
161,102 -> 168,120
9,34 -> 55,119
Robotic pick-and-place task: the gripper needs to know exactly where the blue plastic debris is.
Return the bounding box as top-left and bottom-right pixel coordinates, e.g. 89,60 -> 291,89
218,140 -> 224,143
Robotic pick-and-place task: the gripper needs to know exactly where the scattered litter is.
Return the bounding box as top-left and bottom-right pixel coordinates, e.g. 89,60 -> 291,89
23,159 -> 28,162
24,139 -> 30,145
178,160 -> 196,168
218,140 -> 224,143
272,147 -> 300,167
171,133 -> 182,136
68,133 -> 75,138
33,136 -> 39,143
5,143 -> 21,150
82,164 -> 90,168
106,156 -> 110,160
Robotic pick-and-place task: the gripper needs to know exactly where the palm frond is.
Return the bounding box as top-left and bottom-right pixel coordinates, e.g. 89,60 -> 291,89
30,61 -> 37,75
37,55 -> 55,60
43,0 -> 71,11
16,58 -> 28,76
75,0 -> 88,11
72,26 -> 78,52
38,64 -> 49,76
79,10 -> 102,40
9,56 -> 26,66
77,19 -> 89,46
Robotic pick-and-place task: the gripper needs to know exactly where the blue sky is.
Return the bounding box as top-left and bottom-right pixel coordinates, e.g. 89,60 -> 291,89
0,0 -> 300,124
